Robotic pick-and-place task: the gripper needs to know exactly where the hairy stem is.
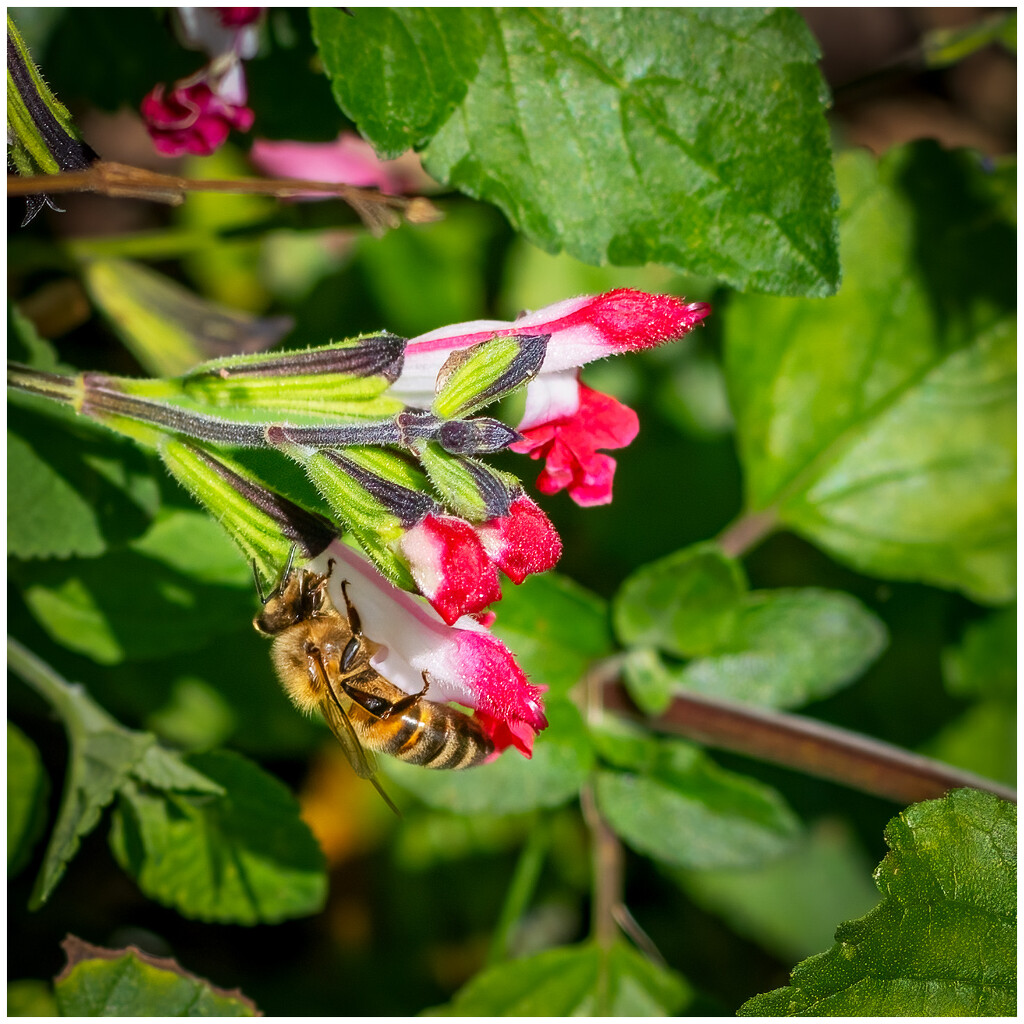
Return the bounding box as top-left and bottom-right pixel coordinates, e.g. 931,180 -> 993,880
603,680 -> 1016,806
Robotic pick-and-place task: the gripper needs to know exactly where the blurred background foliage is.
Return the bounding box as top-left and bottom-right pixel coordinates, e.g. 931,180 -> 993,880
7,7 -> 1016,1016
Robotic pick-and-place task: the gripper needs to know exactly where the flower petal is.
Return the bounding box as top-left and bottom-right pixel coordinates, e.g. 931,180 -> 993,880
309,543 -> 546,756
475,494 -> 562,584
397,513 -> 502,625
513,384 -> 639,507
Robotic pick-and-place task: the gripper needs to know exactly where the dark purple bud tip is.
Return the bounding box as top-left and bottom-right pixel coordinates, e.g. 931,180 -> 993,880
439,418 -> 522,455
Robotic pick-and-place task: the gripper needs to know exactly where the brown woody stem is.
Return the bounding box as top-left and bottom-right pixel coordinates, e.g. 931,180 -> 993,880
7,161 -> 441,230
602,680 -> 1016,806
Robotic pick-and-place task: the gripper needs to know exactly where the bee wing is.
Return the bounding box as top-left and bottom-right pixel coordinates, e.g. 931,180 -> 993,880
317,692 -> 378,780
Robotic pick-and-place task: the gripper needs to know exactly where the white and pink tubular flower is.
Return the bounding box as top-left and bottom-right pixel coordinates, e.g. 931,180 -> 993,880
390,289 -> 712,506
309,541 -> 548,759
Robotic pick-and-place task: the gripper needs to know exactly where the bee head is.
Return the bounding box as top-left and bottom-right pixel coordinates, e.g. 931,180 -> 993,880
253,567 -> 327,636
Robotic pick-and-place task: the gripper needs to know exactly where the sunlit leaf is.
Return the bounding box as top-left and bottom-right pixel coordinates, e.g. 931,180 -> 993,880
317,8 -> 839,296
109,750 -> 327,925
54,936 -> 259,1016
613,543 -> 746,658
675,588 -> 887,709
726,143 -> 1016,603
739,789 -> 1016,1016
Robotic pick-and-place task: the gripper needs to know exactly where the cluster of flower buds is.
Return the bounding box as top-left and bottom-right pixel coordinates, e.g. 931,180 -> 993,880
141,7 -> 264,157
8,289 -> 709,757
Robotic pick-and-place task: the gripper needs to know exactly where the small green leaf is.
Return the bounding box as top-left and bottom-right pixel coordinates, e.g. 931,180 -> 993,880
493,572 -> 612,697
613,543 -> 747,657
7,722 -> 50,877
311,8 -> 487,158
739,789 -> 1016,1016
595,740 -> 800,869
726,143 -> 1015,603
54,936 -> 260,1016
675,588 -> 888,709
621,647 -> 675,716
109,750 -> 327,925
942,606 -> 1016,701
431,940 -> 691,1016
385,700 -> 592,816
7,979 -> 58,1017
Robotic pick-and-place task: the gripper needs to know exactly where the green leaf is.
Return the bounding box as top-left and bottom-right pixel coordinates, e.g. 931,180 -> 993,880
726,143 -> 1016,603
385,700 -> 593,815
677,819 -> 880,963
82,259 -> 293,378
109,750 -> 327,925
17,547 -> 255,666
311,8 -> 487,158
613,543 -> 747,657
7,722 -> 50,877
7,980 -> 59,1017
431,940 -> 691,1015
321,9 -> 839,295
7,406 -> 161,561
942,606 -> 1016,701
493,572 -> 612,697
739,789 -> 1016,1016
7,640 -> 221,908
595,739 -> 800,869
675,588 -> 887,709
54,936 -> 259,1016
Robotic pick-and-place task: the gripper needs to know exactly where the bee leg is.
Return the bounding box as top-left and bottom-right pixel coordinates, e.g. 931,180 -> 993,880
339,579 -> 364,635
377,673 -> 431,719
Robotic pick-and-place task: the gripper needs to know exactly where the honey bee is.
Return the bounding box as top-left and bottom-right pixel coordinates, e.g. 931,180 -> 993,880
254,552 -> 495,813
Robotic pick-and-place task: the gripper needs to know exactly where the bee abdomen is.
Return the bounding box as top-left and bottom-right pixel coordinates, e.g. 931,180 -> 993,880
374,705 -> 493,770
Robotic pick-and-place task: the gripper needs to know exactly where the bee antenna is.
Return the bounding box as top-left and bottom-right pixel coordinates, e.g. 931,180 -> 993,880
282,544 -> 297,579
252,560 -> 268,604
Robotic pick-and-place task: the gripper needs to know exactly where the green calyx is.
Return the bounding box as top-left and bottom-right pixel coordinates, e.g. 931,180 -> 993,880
432,333 -> 549,419
7,14 -> 96,177
418,442 -> 520,522
158,440 -> 335,584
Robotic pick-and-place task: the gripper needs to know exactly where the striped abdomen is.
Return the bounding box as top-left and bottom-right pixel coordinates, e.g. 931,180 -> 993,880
350,701 -> 494,770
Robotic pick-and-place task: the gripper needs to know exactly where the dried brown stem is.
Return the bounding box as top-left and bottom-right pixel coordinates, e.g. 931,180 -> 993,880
7,161 -> 442,233
603,680 -> 1016,806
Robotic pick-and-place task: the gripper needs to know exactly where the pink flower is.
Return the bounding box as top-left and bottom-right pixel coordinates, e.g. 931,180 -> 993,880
142,7 -> 263,157
141,81 -> 255,158
389,289 -> 710,505
511,385 -> 638,507
475,494 -> 563,583
311,542 -> 547,758
250,133 -> 431,195
397,513 -> 503,626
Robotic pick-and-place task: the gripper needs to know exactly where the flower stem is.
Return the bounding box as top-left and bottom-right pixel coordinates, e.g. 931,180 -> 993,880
716,508 -> 778,558
485,821 -> 549,966
6,161 -> 441,231
602,680 -> 1017,805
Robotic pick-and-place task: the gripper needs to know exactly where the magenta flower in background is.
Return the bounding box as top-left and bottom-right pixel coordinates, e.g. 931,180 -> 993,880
310,541 -> 548,759
141,7 -> 263,158
141,81 -> 255,158
391,289 -> 711,505
249,133 -> 432,195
